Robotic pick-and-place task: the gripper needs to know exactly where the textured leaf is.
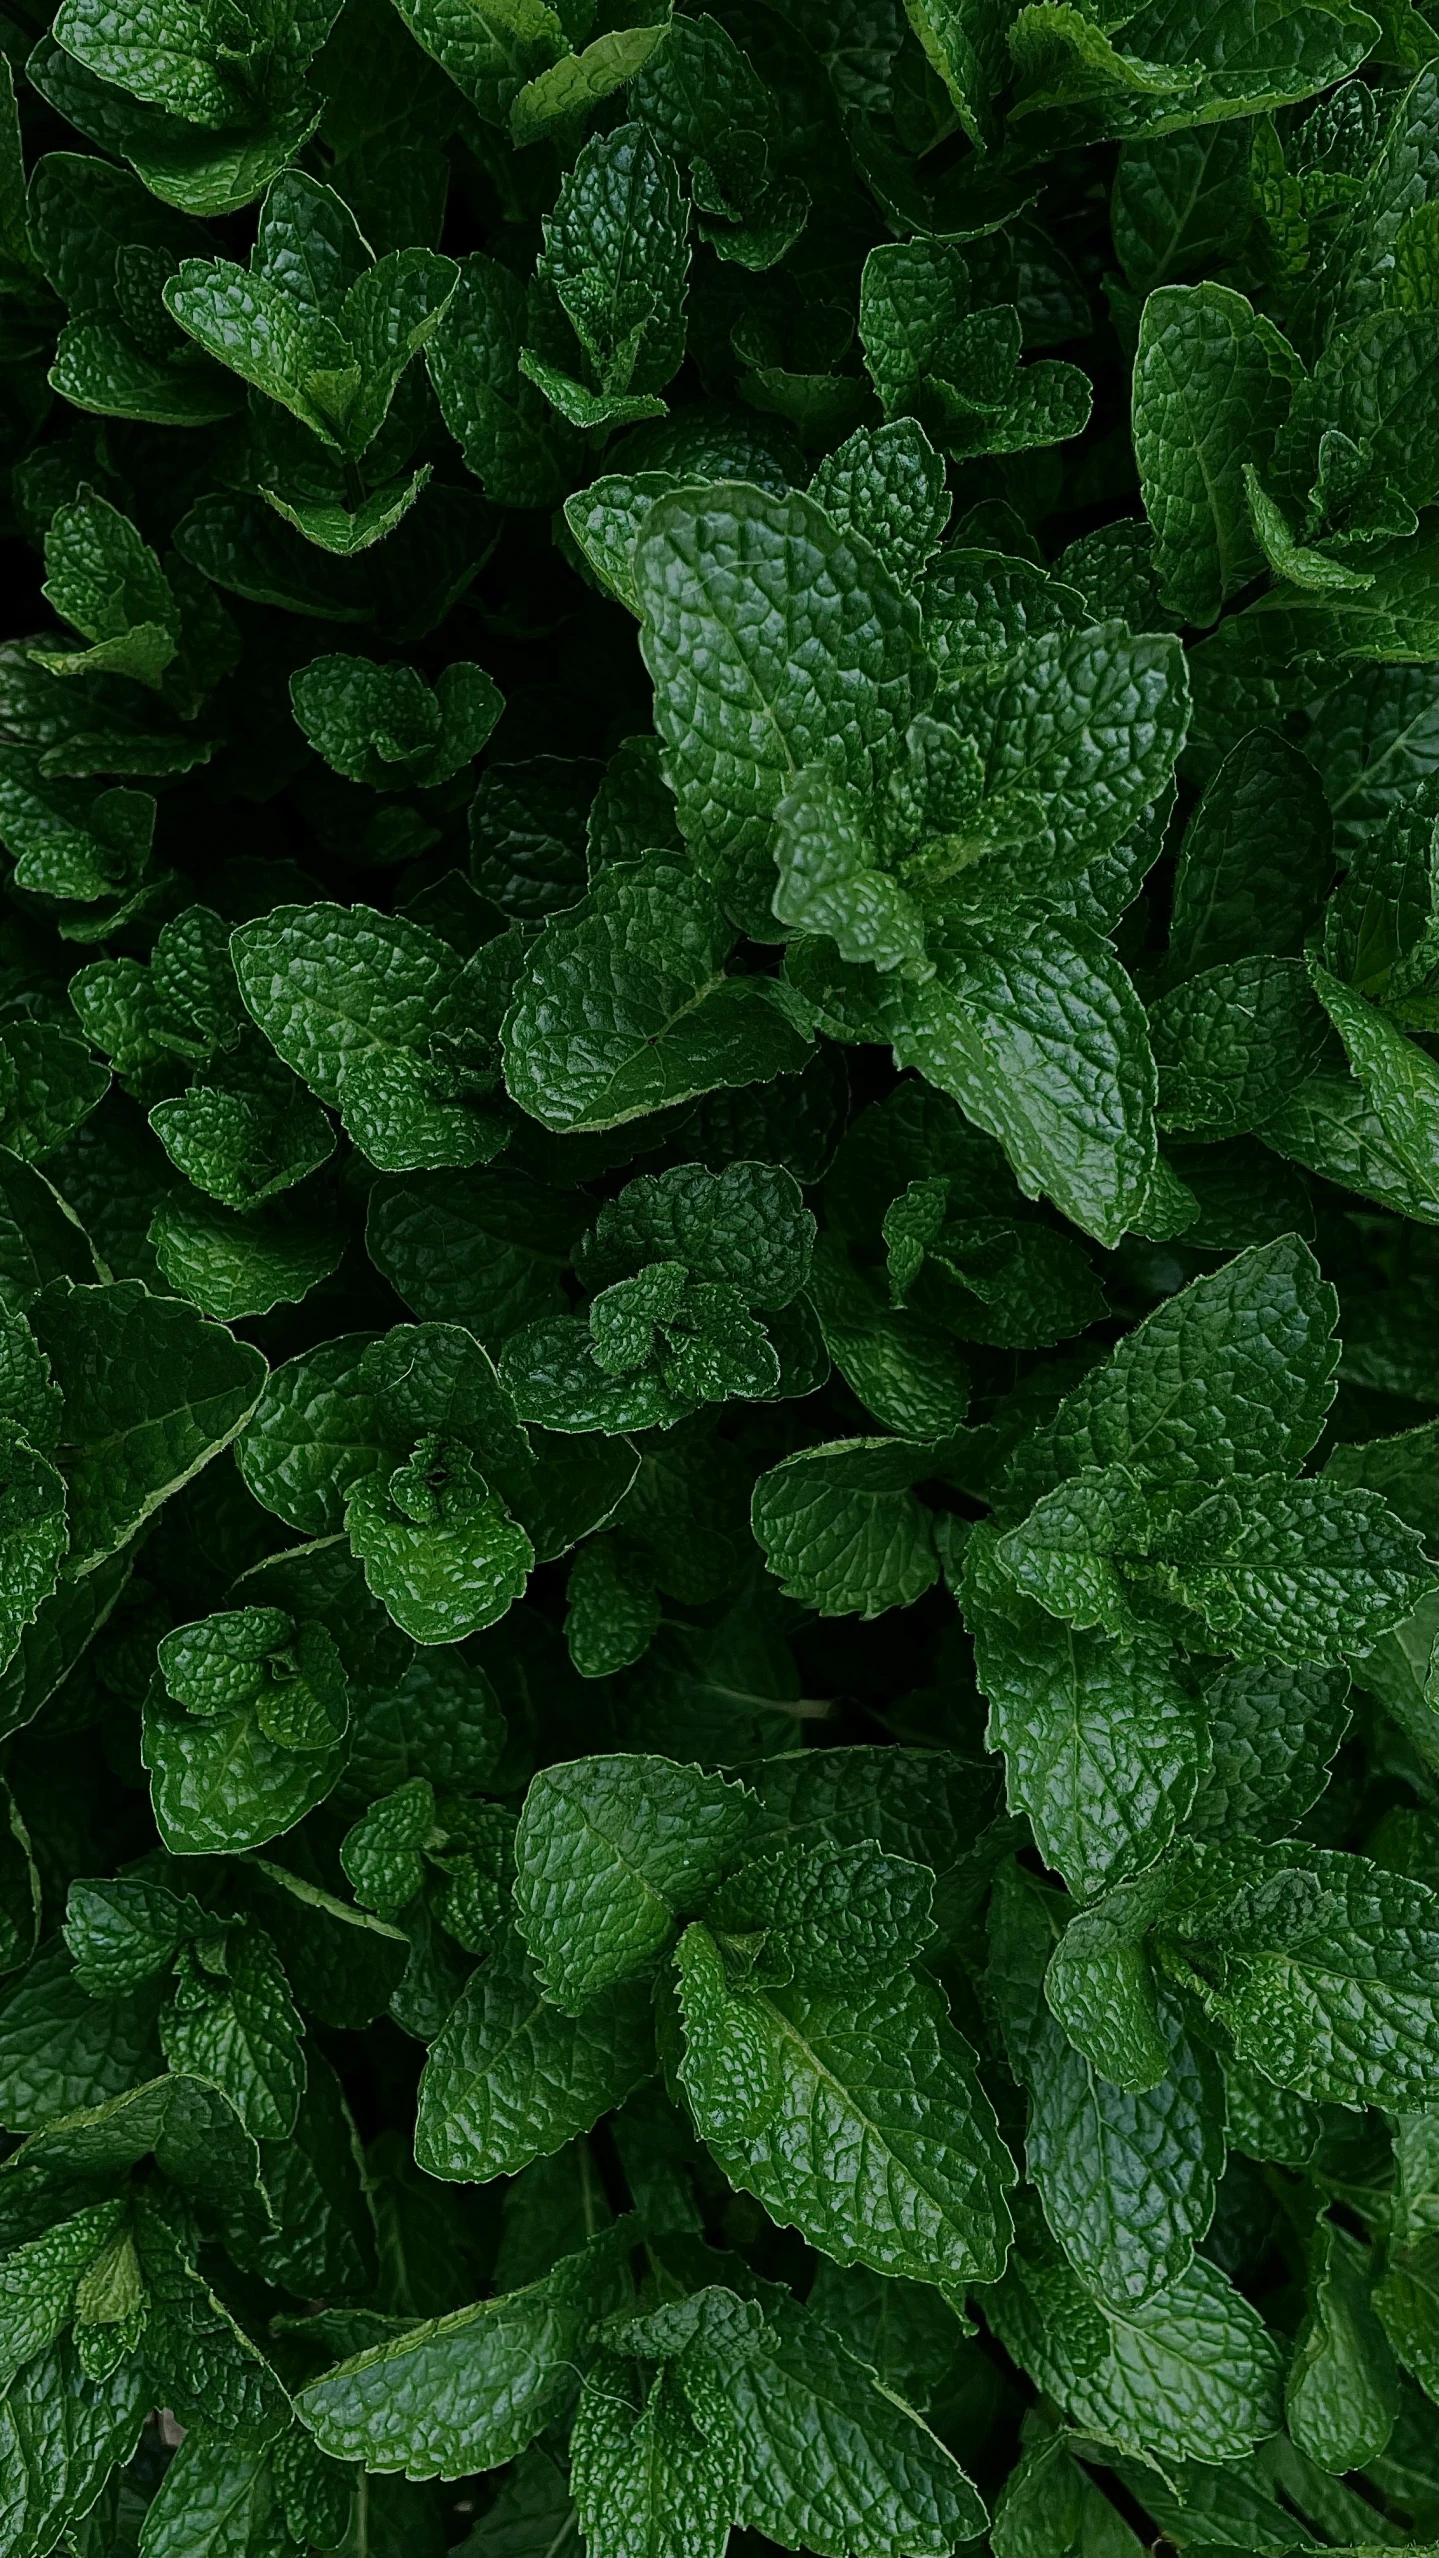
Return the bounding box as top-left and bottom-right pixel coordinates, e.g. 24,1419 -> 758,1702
986,2232 -> 1285,2466
413,1923 -> 654,2181
989,1866 -> 1225,2309
964,1525 -> 1201,1900
1287,2218 -> 1399,2473
633,482 -> 923,935
32,1279 -> 265,1572
296,2229 -> 630,2477
751,1438 -> 940,1619
1134,284 -> 1302,624
676,1921 -> 1015,2287
501,852 -> 811,1131
1164,1838 -> 1439,2113
514,1754 -> 753,2011
1003,1236 -> 1339,1511
232,902 -> 507,1174
884,910 -> 1158,1248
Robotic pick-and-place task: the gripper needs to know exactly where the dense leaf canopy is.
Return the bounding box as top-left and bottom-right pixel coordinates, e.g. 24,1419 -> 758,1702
0,0 -> 1434,2550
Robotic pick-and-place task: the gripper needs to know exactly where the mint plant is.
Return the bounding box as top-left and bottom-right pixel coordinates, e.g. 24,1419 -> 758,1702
0,3 -> 1434,2552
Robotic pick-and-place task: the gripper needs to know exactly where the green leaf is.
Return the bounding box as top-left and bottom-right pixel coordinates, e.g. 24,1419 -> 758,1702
1152,954 -> 1330,1136
131,2434 -> 295,2558
962,1523 -> 1201,1901
0,1426 -> 69,1673
366,1165 -> 585,1345
705,1835 -> 936,1988
1165,725 -> 1334,983
158,1921 -> 306,2142
1008,0 -> 1378,142
344,1451 -> 534,1643
1002,1235 -> 1340,1511
38,487 -> 180,692
385,0 -> 566,128
1189,1660 -> 1352,1837
165,173 -> 455,458
501,851 -> 812,1131
0,2196 -> 124,2390
1308,959 -> 1439,1220
0,2331 -> 146,2557
952,620 -> 1191,890
49,0 -> 339,123
242,1861 -> 407,2034
771,763 -> 929,976
232,901 -> 509,1174
579,1158 -> 814,1306
991,2431 -> 1147,2558
291,654 -> 502,790
413,1925 -> 654,2181
509,20 -> 673,148
296,2228 -> 629,2476
1287,2219 -> 1400,2473
808,1240 -> 972,1439
565,1535 -> 660,1678
426,252 -> 581,508
676,1921 -> 1015,2287
31,1278 -> 265,1572
1134,1475 -> 1431,1667
883,911 -> 1158,1249
148,1190 -> 344,1324
1133,283 -> 1302,624
64,1876 -> 207,1993
514,1752 -> 755,2010
808,421 -> 951,585
1163,1838 -> 1439,2113
986,2225 -> 1285,2466
142,1679 -> 349,1855
536,122 -> 687,400
750,1437 -> 940,1619
668,2240 -> 990,2555
571,2348 -> 740,2558
988,1864 -> 1226,2310
633,482 -> 923,935
1112,127 -> 1257,294
1373,2233 -> 1439,2401
0,1938 -> 163,2133
0,1023 -> 110,1165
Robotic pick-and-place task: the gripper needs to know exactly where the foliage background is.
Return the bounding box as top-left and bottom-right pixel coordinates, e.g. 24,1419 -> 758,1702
0,0 -> 1435,2550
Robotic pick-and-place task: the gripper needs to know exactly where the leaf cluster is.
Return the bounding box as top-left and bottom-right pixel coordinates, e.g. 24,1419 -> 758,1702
0,1 -> 1434,2552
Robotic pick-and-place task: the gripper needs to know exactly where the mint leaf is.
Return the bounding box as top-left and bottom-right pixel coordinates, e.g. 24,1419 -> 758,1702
158,1920 -> 307,2140
1134,283 -> 1302,624
1152,954 -> 1331,1136
676,1919 -> 1015,2287
296,2229 -> 629,2475
426,252 -> 581,508
751,1438 -> 941,1618
633,482 -> 922,935
232,902 -> 510,1174
1163,1838 -> 1439,2112
986,2222 -> 1285,2467
962,1522 -> 1201,1899
807,421 -> 951,584
291,653 -> 502,789
413,1925 -> 654,2182
1287,2217 -> 1400,2474
501,851 -> 812,1131
513,1752 -> 755,2011
884,911 -> 1159,1247
1002,1236 -> 1340,1510
32,1277 -> 264,1571
989,1863 -> 1226,2309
